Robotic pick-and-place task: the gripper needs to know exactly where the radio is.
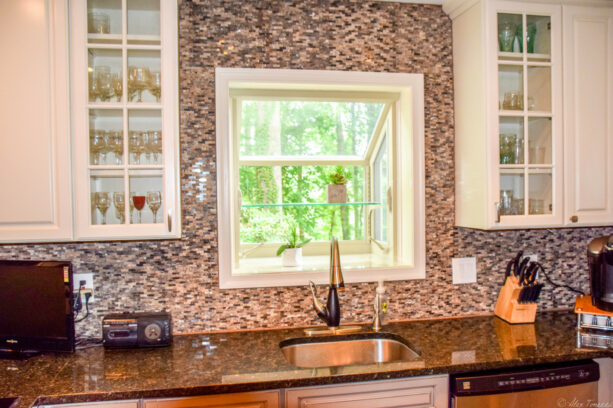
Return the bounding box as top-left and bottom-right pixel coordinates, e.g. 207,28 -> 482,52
102,312 -> 172,348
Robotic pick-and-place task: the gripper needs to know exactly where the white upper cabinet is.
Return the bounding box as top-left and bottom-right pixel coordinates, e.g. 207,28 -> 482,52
563,5 -> 613,227
0,0 -> 73,243
445,0 -> 613,230
70,0 -> 181,240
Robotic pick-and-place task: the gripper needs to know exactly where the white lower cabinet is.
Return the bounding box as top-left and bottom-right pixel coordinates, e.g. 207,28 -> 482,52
142,391 -> 281,408
39,401 -> 139,408
285,376 -> 449,408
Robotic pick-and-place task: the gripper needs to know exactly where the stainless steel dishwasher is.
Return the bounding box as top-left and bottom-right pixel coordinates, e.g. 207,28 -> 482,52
450,360 -> 600,407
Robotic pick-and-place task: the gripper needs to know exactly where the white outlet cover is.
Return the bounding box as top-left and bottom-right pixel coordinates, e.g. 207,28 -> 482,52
73,273 -> 94,302
452,257 -> 477,284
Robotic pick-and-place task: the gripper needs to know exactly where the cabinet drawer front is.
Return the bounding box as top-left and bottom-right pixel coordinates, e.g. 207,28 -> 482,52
143,391 -> 280,408
39,401 -> 139,408
285,376 -> 448,408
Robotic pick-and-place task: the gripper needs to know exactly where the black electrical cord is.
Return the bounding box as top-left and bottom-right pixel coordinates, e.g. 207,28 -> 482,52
533,261 -> 585,296
75,292 -> 92,323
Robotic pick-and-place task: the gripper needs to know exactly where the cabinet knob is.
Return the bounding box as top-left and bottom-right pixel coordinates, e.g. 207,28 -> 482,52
570,215 -> 578,223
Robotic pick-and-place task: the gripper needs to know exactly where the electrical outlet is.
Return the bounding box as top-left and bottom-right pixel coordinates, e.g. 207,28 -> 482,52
73,273 -> 94,303
452,257 -> 477,284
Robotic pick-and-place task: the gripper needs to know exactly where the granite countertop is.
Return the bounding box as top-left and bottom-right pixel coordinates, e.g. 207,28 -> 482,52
1,311 -> 611,407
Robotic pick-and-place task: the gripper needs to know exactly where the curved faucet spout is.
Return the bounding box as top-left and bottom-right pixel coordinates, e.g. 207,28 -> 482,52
309,280 -> 326,318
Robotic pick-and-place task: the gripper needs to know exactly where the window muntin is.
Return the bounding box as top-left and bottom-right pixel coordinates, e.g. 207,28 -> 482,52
373,135 -> 388,243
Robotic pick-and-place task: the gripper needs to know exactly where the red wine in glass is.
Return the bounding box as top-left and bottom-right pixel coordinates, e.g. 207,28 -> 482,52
132,195 -> 146,223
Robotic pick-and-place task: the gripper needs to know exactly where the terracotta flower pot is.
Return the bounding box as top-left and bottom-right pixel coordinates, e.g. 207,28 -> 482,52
327,184 -> 347,203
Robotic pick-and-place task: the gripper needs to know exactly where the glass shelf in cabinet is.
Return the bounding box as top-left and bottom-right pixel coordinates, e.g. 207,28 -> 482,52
499,110 -> 524,116
241,202 -> 381,208
126,35 -> 161,46
88,33 -> 122,45
498,51 -> 523,62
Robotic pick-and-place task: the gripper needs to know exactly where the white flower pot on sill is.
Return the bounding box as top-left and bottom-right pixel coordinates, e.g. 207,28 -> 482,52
282,247 -> 303,267
327,184 -> 347,203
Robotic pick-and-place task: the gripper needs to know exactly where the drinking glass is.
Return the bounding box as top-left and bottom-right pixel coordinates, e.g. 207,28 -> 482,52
149,71 -> 161,102
88,70 -> 99,102
499,22 -> 516,52
88,12 -> 110,34
94,192 -> 110,224
129,131 -> 145,164
499,134 -> 517,164
129,193 -> 135,224
147,191 -> 161,223
500,190 -> 513,215
113,192 -> 125,224
147,131 -> 162,163
90,130 -> 107,164
106,131 -> 123,164
132,194 -> 146,223
526,23 -> 537,53
128,66 -> 151,102
95,66 -> 113,102
111,73 -> 122,102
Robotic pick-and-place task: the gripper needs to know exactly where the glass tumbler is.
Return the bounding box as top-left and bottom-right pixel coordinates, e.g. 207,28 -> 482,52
499,22 -> 516,52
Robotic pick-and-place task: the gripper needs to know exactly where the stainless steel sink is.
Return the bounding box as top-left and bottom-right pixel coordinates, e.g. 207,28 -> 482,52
280,333 -> 420,368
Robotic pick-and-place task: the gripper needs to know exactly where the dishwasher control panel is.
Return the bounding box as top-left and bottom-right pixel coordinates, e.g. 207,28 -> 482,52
452,360 -> 599,396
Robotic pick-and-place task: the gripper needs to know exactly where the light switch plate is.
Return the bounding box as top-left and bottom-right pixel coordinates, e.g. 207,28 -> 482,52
452,257 -> 477,284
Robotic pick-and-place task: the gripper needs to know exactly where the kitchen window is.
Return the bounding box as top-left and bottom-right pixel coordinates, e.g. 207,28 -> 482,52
216,68 -> 425,288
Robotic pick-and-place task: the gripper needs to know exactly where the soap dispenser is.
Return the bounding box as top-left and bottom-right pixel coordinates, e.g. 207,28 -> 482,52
372,279 -> 388,332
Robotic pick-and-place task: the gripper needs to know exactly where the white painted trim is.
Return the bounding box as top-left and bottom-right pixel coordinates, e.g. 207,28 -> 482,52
444,0 -> 613,20
215,68 -> 426,289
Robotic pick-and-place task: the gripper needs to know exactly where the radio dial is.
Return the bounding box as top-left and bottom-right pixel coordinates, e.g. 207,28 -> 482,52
144,323 -> 162,340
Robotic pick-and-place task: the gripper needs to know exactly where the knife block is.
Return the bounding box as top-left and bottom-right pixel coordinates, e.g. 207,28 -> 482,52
494,276 -> 537,324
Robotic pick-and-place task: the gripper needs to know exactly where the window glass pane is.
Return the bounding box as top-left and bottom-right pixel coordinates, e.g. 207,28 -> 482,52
374,136 -> 388,242
239,165 -> 365,244
239,100 -> 384,157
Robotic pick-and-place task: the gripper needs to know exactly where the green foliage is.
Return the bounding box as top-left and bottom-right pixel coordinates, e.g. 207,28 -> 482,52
276,227 -> 311,256
328,165 -> 351,185
238,99 -> 382,247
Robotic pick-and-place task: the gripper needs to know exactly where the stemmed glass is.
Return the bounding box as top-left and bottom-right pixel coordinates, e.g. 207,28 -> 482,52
132,194 -> 146,223
90,130 -> 107,164
129,193 -> 135,224
111,73 -> 122,102
95,66 -> 113,102
147,131 -> 162,163
128,66 -> 150,103
149,71 -> 161,102
129,131 -> 145,164
106,131 -> 123,164
93,192 -> 110,225
147,191 -> 161,223
113,192 -> 125,224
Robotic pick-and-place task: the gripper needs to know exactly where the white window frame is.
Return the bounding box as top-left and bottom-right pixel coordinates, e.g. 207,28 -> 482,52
216,68 -> 426,289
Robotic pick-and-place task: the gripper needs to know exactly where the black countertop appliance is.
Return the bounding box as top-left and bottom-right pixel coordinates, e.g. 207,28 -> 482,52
588,234 -> 613,312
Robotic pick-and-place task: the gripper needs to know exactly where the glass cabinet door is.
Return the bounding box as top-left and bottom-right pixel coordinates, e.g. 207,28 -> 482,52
72,0 -> 179,239
496,8 -> 558,224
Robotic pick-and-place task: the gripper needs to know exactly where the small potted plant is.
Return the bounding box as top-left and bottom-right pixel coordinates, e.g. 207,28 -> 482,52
276,227 -> 311,267
327,166 -> 350,203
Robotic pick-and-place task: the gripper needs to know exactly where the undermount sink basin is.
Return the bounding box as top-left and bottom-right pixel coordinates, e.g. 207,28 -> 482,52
280,332 -> 420,368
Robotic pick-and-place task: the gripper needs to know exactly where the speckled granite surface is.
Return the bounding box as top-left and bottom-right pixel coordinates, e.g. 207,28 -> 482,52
1,311 -> 610,407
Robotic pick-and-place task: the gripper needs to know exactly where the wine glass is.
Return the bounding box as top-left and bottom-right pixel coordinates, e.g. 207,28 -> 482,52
93,192 -> 110,225
113,192 -> 125,224
90,130 -> 107,165
106,131 -> 123,164
111,73 -> 122,102
147,130 -> 162,163
95,66 -> 113,102
128,66 -> 150,102
129,131 -> 145,164
129,193 -> 135,224
147,191 -> 161,223
132,194 -> 146,223
148,71 -> 161,102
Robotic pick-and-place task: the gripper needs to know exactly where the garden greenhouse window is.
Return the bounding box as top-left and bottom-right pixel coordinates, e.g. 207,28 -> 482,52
216,68 -> 425,288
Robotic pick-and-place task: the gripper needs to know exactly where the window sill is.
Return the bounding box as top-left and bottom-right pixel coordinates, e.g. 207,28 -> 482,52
219,253 -> 425,289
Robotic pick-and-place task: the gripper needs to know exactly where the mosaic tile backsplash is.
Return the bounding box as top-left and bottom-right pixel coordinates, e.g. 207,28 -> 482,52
2,0 -> 611,337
